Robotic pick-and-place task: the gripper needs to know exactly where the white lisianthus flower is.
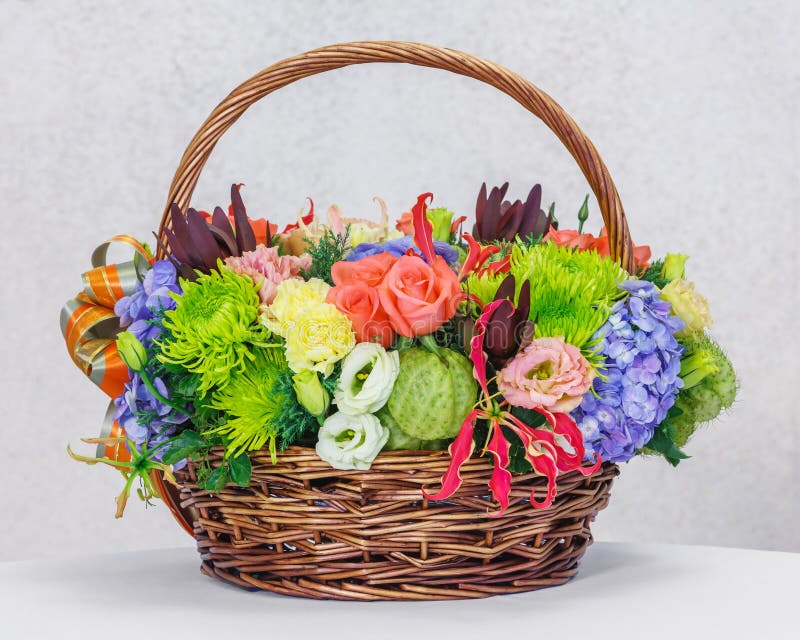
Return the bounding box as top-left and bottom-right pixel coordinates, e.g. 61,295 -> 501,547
315,412 -> 389,470
334,343 -> 400,415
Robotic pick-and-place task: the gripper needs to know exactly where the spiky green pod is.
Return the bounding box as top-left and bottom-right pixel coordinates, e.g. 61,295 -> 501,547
672,335 -> 738,447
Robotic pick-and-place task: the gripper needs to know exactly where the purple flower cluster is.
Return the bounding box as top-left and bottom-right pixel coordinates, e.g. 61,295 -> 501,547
572,280 -> 685,463
114,260 -> 181,347
114,374 -> 190,469
114,260 -> 188,466
346,235 -> 459,265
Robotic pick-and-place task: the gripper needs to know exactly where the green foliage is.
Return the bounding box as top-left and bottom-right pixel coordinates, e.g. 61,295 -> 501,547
302,227 -> 350,285
161,430 -> 207,465
643,417 -> 690,466
641,258 -> 669,289
227,453 -> 252,487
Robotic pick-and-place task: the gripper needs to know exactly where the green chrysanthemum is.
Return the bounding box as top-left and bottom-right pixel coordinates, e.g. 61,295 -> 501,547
205,348 -> 315,460
158,266 -> 266,395
463,271 -> 506,306
509,242 -> 629,356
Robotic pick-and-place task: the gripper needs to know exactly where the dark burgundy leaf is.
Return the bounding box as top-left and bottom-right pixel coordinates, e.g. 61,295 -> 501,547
186,208 -> 222,270
518,184 -> 544,238
230,184 -> 256,252
209,206 -> 238,256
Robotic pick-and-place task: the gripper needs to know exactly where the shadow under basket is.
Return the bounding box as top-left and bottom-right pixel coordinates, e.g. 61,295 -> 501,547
173,448 -> 618,601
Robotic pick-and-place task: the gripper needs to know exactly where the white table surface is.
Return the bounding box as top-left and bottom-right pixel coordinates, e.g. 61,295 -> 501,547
0,542 -> 796,639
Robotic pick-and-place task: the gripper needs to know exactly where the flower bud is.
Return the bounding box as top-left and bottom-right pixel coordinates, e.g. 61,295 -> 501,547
116,331 -> 148,372
292,369 -> 330,417
661,253 -> 689,281
679,348 -> 720,390
426,207 -> 454,242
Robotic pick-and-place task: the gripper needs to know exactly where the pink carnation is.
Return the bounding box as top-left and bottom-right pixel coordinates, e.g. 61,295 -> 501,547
225,245 -> 311,305
498,337 -> 595,413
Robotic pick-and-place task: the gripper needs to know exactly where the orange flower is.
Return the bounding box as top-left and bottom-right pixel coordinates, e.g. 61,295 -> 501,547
327,282 -> 394,347
395,211 -> 414,235
377,255 -> 462,338
543,228 -> 596,251
331,252 -> 398,288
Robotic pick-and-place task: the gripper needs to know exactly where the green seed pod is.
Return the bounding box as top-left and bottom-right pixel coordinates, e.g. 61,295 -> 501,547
385,347 -> 477,440
672,335 -> 737,447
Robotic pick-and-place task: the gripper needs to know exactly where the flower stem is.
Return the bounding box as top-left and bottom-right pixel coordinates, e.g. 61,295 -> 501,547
138,371 -> 191,415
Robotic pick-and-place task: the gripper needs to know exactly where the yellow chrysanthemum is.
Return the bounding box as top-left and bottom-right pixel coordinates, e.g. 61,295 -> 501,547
261,277 -> 330,337
284,303 -> 355,376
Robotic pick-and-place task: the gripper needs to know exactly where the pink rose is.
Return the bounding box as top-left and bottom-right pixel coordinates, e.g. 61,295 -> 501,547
498,337 -> 595,412
225,245 -> 311,305
377,255 -> 462,338
326,281 -> 394,347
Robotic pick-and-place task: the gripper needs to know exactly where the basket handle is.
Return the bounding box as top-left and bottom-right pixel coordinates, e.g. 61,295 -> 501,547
158,41 -> 634,272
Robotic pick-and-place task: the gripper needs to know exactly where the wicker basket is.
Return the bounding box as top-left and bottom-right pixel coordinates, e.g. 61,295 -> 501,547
158,41 -> 635,600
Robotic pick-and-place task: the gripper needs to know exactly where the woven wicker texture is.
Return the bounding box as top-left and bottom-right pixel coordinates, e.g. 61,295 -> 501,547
175,448 -> 617,600
160,42 -> 629,599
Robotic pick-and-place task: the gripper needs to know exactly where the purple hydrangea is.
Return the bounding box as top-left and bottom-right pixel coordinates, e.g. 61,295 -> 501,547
114,373 -> 190,469
114,260 -> 181,347
572,280 -> 685,463
346,235 -> 459,265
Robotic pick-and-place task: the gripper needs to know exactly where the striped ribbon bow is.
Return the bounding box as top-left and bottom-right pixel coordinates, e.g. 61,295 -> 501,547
60,235 -> 153,461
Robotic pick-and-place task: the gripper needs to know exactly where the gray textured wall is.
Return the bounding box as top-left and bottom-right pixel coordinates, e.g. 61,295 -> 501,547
1,0 -> 797,560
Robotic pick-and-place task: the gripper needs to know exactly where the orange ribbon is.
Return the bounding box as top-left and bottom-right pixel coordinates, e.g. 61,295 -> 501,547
61,235 -> 153,461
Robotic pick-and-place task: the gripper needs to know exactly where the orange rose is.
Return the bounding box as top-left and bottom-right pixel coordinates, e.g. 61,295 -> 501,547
377,255 -> 462,338
327,282 -> 394,347
331,252 -> 398,288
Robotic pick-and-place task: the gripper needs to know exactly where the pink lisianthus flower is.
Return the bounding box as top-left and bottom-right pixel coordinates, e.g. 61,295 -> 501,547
497,337 -> 595,413
225,245 -> 311,305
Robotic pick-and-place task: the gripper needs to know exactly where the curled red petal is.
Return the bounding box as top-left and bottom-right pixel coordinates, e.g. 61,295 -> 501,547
281,197 -> 315,234
526,445 -> 558,509
422,409 -> 477,501
458,233 -> 501,281
485,422 -> 512,517
480,254 -> 511,277
502,413 -> 559,508
450,215 -> 468,234
534,408 -> 602,475
412,192 -> 435,263
469,299 -> 507,397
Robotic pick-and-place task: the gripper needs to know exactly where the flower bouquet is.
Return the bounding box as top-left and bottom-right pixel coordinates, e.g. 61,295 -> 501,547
62,42 -> 736,600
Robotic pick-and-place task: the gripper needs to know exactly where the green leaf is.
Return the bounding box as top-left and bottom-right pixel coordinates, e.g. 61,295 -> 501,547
201,465 -> 229,492
162,430 -> 207,464
228,453 -> 252,487
645,421 -> 690,467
